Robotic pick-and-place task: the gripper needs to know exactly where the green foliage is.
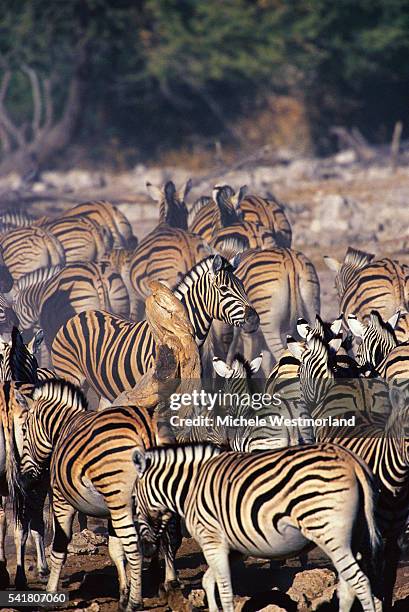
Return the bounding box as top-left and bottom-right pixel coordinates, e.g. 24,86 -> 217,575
1,0 -> 409,161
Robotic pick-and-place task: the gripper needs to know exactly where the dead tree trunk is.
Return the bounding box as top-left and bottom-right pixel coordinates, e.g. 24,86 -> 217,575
0,44 -> 87,177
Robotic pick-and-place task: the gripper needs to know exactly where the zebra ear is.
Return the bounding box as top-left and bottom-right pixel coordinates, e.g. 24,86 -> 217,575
323,256 -> 342,273
233,185 -> 248,207
212,357 -> 232,378
27,329 -> 44,355
146,182 -> 163,202
133,448 -> 148,477
388,310 -> 400,330
13,389 -> 30,413
179,178 -> 193,202
249,354 -> 263,373
297,318 -> 311,339
212,254 -> 224,274
286,336 -> 305,361
346,314 -> 366,338
330,314 -> 343,335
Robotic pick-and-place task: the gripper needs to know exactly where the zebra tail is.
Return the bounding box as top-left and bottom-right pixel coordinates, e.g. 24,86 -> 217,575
354,457 -> 382,561
1,405 -> 25,524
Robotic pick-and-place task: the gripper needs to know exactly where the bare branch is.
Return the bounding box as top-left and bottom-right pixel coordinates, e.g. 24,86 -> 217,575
0,70 -> 26,148
42,76 -> 54,131
22,64 -> 42,138
0,123 -> 11,153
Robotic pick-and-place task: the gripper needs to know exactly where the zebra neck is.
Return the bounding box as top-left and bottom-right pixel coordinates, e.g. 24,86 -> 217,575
43,405 -> 84,447
173,260 -> 214,346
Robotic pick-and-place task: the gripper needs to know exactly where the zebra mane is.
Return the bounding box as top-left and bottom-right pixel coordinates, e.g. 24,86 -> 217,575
188,195 -> 213,223
214,236 -> 248,260
344,247 -> 375,269
231,353 -> 254,378
173,256 -> 215,295
17,264 -> 63,290
33,379 -> 88,411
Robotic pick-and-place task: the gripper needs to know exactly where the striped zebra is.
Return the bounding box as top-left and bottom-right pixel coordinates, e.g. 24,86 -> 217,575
347,310 -> 409,391
188,188 -> 292,248
0,251 -> 13,293
287,333 -> 409,608
146,178 -> 192,229
211,353 -> 314,449
188,184 -> 247,242
0,209 -> 36,230
13,265 -> 63,331
134,442 -> 382,612
39,261 -> 130,349
51,255 -> 259,402
0,225 -> 66,282
325,247 -> 409,322
0,381 -> 49,589
18,379 -> 170,611
44,216 -> 113,263
129,181 -> 210,318
0,293 -> 19,334
60,200 -> 138,249
239,192 -> 292,247
209,185 -> 277,253
223,247 -> 320,374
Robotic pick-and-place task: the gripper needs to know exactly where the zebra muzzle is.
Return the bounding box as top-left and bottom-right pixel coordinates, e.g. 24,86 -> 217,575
242,307 -> 260,333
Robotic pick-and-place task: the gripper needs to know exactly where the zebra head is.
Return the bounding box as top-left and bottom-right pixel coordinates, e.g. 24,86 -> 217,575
347,310 -> 400,374
19,379 -> 88,487
287,335 -> 338,407
213,353 -> 263,407
174,255 -> 259,344
324,247 -> 375,297
147,179 -> 192,230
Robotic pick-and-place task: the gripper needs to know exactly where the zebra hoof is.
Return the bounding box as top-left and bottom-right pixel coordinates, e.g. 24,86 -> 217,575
164,578 -> 184,591
0,562 -> 10,589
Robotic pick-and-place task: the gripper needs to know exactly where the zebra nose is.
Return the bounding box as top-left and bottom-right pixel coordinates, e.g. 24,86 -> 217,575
243,307 -> 259,332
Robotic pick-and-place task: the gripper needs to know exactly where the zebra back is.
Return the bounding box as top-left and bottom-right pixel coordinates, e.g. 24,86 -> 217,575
44,216 -> 112,263
239,193 -> 292,247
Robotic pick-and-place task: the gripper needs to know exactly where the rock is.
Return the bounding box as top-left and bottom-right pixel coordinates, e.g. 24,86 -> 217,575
66,529 -> 108,555
287,568 -> 337,610
334,149 -> 357,165
234,595 -> 286,612
167,588 -> 193,611
71,603 -> 100,612
188,588 -> 206,608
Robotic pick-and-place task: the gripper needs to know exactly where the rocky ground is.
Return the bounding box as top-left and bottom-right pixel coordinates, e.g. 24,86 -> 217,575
1,152 -> 409,610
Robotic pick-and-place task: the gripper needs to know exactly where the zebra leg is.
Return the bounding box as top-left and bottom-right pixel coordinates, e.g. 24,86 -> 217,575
110,510 -> 143,611
162,515 -> 183,591
0,498 -> 9,588
202,545 -> 234,612
29,485 -> 49,580
326,548 -> 376,612
202,567 -> 217,612
14,519 -> 29,589
107,520 -> 128,608
47,496 -> 75,593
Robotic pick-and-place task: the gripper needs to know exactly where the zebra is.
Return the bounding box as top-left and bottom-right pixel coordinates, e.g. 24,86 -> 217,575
209,185 -> 277,253
347,310 -> 409,391
18,379 -> 171,611
146,178 -> 192,229
211,353 -> 314,450
220,247 -> 320,374
59,199 -> 138,250
188,184 -> 247,242
325,246 -> 409,322
0,225 -> 66,282
346,310 -> 400,376
13,265 -> 63,331
44,216 -> 113,264
0,293 -> 19,335
287,333 -> 409,608
0,209 -> 37,230
0,380 -> 49,589
39,260 -> 130,350
134,442 -> 382,612
239,192 -> 292,247
129,180 -> 210,318
51,254 -> 259,402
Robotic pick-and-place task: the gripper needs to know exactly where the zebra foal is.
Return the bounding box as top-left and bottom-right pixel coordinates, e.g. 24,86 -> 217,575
134,443 -> 382,612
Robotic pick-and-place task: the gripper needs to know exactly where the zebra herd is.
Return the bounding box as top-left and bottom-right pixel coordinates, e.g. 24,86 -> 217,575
0,181 -> 408,611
